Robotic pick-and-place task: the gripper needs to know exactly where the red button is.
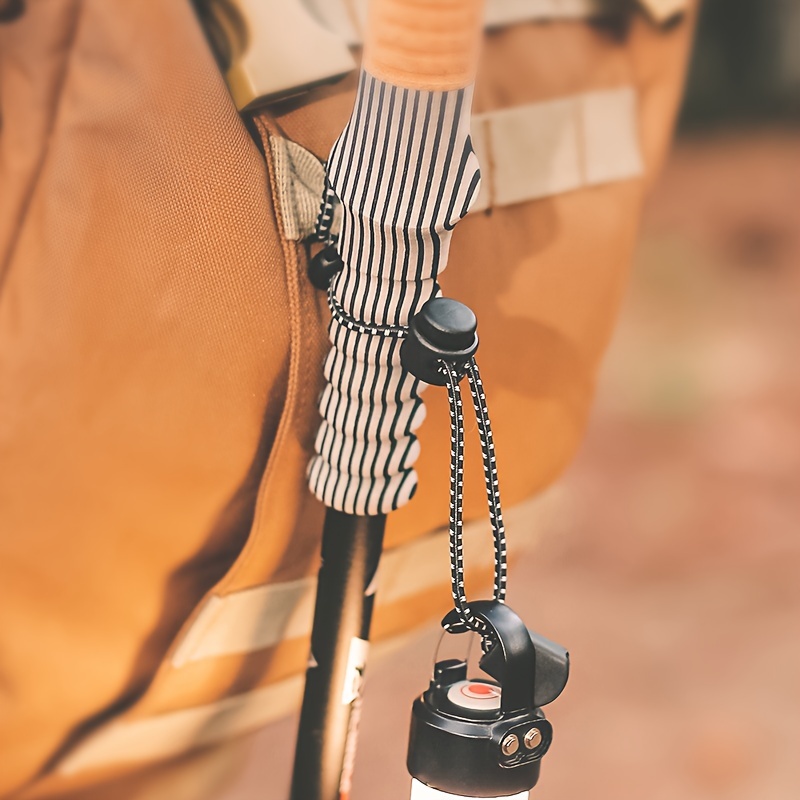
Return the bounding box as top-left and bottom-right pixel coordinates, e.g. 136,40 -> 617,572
460,682 -> 500,700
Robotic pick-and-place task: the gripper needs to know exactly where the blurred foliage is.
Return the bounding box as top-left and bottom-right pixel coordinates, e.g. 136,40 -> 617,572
680,0 -> 800,129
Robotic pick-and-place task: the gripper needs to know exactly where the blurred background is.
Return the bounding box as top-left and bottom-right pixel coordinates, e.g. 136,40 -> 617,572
222,2 -> 800,797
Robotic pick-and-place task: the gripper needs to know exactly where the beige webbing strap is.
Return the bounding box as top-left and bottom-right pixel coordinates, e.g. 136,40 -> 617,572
169,504 -> 542,667
270,86 -> 644,240
469,86 -> 644,211
54,495 -> 556,776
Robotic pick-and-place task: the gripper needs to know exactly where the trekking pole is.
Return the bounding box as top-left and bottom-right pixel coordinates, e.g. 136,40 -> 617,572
290,1 -> 487,797
290,510 -> 385,800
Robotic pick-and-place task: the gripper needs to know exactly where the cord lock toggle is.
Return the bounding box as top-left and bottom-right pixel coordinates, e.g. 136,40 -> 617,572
401,298 -> 479,385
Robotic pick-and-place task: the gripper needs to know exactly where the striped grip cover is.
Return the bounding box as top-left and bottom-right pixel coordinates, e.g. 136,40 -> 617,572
307,72 -> 481,514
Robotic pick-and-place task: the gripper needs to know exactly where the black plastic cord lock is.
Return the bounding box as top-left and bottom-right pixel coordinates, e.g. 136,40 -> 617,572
407,600 -> 569,798
400,297 -> 479,385
308,244 -> 344,291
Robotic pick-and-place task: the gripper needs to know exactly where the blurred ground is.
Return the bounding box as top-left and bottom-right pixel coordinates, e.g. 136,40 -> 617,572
220,130 -> 800,800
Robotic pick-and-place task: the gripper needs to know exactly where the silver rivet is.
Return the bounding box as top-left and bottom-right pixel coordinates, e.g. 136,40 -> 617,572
524,728 -> 542,750
501,734 -> 519,756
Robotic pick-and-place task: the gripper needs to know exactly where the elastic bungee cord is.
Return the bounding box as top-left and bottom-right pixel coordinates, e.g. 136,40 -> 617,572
440,359 -> 507,651
314,175 -> 339,247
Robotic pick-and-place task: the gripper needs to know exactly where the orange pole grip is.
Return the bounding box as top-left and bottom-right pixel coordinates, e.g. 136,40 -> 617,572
363,0 -> 486,91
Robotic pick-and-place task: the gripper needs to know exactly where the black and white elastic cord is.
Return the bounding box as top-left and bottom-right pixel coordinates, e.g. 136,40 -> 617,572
314,177 -> 339,245
441,358 -> 508,651
465,358 -> 507,606
327,284 -> 409,339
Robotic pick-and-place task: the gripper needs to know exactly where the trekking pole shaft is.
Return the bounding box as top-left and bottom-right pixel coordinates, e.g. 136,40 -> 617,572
290,509 -> 386,800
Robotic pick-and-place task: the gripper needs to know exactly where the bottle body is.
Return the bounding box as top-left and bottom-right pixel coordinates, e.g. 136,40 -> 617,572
410,778 -> 528,800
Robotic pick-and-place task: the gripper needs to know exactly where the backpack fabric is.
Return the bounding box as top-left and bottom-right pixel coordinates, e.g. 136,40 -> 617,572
0,1 -> 694,796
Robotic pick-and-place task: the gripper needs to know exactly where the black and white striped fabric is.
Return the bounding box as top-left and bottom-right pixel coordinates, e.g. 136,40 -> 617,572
307,71 -> 481,515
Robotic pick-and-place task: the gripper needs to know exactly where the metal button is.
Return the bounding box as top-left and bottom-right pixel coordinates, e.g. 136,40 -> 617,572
501,734 -> 520,756
524,727 -> 543,750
